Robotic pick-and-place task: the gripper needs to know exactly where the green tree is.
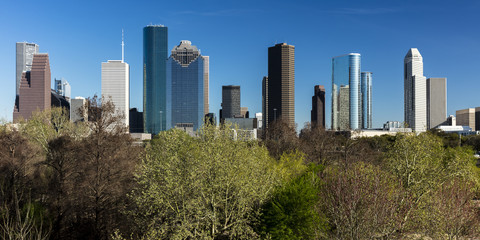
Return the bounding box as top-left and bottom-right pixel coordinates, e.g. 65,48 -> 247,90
130,126 -> 280,239
259,162 -> 327,240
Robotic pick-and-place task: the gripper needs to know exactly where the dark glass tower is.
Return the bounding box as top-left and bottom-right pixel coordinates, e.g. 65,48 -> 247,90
311,85 -> 326,128
143,25 -> 168,134
166,40 -> 209,131
265,43 -> 295,128
221,85 -> 241,119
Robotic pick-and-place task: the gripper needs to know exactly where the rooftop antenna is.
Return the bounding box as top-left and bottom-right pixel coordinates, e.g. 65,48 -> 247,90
121,29 -> 125,62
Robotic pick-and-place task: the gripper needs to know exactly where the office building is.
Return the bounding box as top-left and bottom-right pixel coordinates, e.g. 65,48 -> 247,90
332,53 -> 361,130
255,112 -> 263,129
16,42 -> 39,96
166,40 -> 209,131
262,76 -> 269,128
129,108 -> 144,133
51,89 -> 70,111
264,43 -> 295,128
144,25 -> 168,134
404,48 -> 427,132
70,96 -> 87,122
54,78 -> 71,101
311,85 -> 326,128
427,78 -> 447,129
101,60 -> 129,128
241,107 -> 249,118
13,54 -> 51,122
221,85 -> 240,119
456,108 -> 476,131
361,72 -> 372,129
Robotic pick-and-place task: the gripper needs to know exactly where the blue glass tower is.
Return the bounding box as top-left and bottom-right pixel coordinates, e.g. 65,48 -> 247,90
361,72 -> 372,129
143,25 -> 168,134
331,53 -> 361,130
166,40 -> 209,131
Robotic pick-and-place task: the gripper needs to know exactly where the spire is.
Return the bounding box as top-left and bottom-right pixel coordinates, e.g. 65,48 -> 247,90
121,29 -> 125,62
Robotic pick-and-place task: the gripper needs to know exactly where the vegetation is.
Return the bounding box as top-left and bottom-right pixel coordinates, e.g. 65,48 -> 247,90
1,106 -> 480,239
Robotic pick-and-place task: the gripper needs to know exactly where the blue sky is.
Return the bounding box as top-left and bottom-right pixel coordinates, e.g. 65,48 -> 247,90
1,0 -> 479,129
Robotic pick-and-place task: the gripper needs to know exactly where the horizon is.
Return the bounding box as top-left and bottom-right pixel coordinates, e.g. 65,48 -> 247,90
1,0 -> 479,129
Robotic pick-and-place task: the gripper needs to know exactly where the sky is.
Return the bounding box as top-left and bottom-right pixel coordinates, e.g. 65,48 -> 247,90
1,0 -> 479,129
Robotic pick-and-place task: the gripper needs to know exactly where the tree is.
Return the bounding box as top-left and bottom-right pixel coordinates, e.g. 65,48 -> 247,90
262,119 -> 299,159
130,126 -> 281,239
299,123 -> 344,166
321,161 -> 405,239
258,162 -> 327,240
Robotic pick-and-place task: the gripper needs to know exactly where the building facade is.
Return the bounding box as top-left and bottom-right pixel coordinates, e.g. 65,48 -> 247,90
404,48 -> 427,132
16,42 -> 39,96
54,78 -> 71,101
311,85 -> 325,128
166,40 -> 209,131
456,108 -> 476,131
264,43 -> 295,128
221,85 -> 241,119
361,72 -> 372,129
143,25 -> 168,134
427,78 -> 447,129
262,76 -> 269,128
332,53 -> 361,130
101,60 -> 130,128
70,96 -> 87,122
13,54 -> 51,122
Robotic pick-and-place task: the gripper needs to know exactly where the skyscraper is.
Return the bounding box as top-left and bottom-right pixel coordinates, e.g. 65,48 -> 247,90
311,85 -> 325,128
54,78 -> 71,101
143,25 -> 168,134
427,77 -> 446,129
101,60 -> 130,128
404,48 -> 427,132
262,76 -> 269,128
331,53 -> 361,130
16,42 -> 39,96
13,54 -> 51,122
361,72 -> 372,129
221,85 -> 241,119
166,40 -> 209,131
265,43 -> 295,128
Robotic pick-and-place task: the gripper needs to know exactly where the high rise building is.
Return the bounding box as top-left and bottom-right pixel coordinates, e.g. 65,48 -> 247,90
13,54 -> 51,122
404,48 -> 427,132
221,85 -> 240,119
101,60 -> 130,128
264,43 -> 295,128
427,78 -> 447,129
456,108 -> 475,130
361,72 -> 372,129
262,76 -> 269,128
311,85 -> 325,128
331,53 -> 361,130
144,25 -> 168,134
16,42 -> 39,96
70,96 -> 87,122
54,78 -> 71,101
166,40 -> 209,131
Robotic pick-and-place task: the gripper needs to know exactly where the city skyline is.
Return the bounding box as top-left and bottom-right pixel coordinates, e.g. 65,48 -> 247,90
1,0 -> 479,129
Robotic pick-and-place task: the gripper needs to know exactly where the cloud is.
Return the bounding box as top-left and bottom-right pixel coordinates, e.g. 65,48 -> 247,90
324,7 -> 399,15
172,9 -> 262,17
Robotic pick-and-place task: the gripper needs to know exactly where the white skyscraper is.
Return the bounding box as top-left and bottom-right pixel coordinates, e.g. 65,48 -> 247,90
16,42 -> 39,96
101,60 -> 129,128
404,48 -> 427,132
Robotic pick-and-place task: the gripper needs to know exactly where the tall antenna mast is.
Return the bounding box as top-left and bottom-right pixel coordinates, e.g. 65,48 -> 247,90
121,29 -> 125,62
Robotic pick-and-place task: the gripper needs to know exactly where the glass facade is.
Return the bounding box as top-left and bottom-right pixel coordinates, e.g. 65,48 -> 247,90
361,72 -> 372,129
54,78 -> 71,100
143,25 -> 168,134
331,53 -> 361,130
166,41 -> 208,131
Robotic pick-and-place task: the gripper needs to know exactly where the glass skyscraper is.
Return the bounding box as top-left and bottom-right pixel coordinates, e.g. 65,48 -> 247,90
54,78 -> 71,100
166,40 -> 209,131
143,25 -> 168,134
331,53 -> 361,130
361,72 -> 372,129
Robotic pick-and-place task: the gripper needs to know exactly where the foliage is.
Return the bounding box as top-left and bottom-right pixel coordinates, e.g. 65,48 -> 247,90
130,126 -> 280,239
259,163 -> 327,240
262,119 -> 299,159
321,161 -> 405,239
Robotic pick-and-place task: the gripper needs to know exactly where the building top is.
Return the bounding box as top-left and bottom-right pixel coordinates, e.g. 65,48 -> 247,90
170,40 -> 202,66
145,24 -> 165,27
273,43 -> 295,48
405,48 -> 422,58
333,53 -> 361,59
223,85 -> 240,89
